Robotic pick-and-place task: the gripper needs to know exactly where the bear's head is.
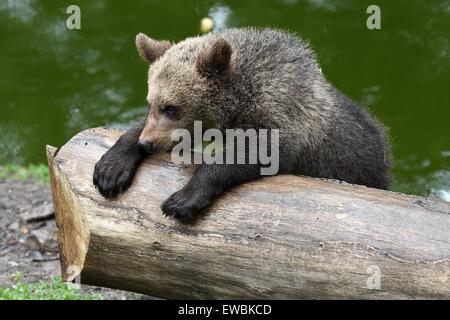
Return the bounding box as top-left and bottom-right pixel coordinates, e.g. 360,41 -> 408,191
135,33 -> 233,152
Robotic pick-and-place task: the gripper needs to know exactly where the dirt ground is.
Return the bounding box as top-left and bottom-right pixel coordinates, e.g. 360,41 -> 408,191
0,179 -> 141,299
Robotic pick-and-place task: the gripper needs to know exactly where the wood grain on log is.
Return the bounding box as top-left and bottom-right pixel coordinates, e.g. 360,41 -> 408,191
46,128 -> 450,299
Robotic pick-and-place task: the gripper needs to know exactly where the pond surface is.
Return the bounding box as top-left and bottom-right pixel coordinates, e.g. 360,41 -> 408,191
0,0 -> 449,200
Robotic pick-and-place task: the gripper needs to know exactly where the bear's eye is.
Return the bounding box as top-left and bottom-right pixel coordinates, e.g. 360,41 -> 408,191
162,105 -> 179,119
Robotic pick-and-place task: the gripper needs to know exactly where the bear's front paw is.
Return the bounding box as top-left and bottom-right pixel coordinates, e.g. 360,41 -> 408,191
93,154 -> 137,199
160,187 -> 211,222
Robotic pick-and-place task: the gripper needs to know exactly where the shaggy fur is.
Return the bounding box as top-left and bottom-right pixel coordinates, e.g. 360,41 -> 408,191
94,28 -> 392,222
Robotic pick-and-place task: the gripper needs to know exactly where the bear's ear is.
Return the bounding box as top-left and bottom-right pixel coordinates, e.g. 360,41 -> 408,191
135,33 -> 172,64
196,38 -> 232,76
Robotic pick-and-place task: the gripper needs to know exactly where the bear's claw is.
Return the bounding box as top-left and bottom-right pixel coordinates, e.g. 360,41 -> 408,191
161,187 -> 210,223
93,152 -> 139,199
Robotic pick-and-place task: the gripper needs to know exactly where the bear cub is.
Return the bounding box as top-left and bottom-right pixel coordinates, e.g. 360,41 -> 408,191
93,28 -> 391,222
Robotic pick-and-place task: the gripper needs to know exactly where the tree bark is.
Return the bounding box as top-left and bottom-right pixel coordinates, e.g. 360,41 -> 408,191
46,127 -> 450,299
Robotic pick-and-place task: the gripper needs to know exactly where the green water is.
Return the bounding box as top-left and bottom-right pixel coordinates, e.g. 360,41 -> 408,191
0,0 -> 449,200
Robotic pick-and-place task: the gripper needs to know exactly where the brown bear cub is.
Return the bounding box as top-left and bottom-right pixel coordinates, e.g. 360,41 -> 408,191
93,28 -> 391,222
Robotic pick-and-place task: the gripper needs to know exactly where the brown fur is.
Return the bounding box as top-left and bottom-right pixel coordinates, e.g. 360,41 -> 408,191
94,28 -> 392,222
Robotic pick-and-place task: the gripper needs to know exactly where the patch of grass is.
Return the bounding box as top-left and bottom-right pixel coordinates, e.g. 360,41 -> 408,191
0,273 -> 103,300
0,163 -> 50,184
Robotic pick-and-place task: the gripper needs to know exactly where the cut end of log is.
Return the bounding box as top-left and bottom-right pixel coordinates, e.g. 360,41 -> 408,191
46,144 -> 89,281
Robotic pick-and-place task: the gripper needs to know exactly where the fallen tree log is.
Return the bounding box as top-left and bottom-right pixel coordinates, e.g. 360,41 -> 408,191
46,128 -> 450,299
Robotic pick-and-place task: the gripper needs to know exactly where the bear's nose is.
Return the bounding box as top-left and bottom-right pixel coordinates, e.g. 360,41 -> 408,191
138,139 -> 153,152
